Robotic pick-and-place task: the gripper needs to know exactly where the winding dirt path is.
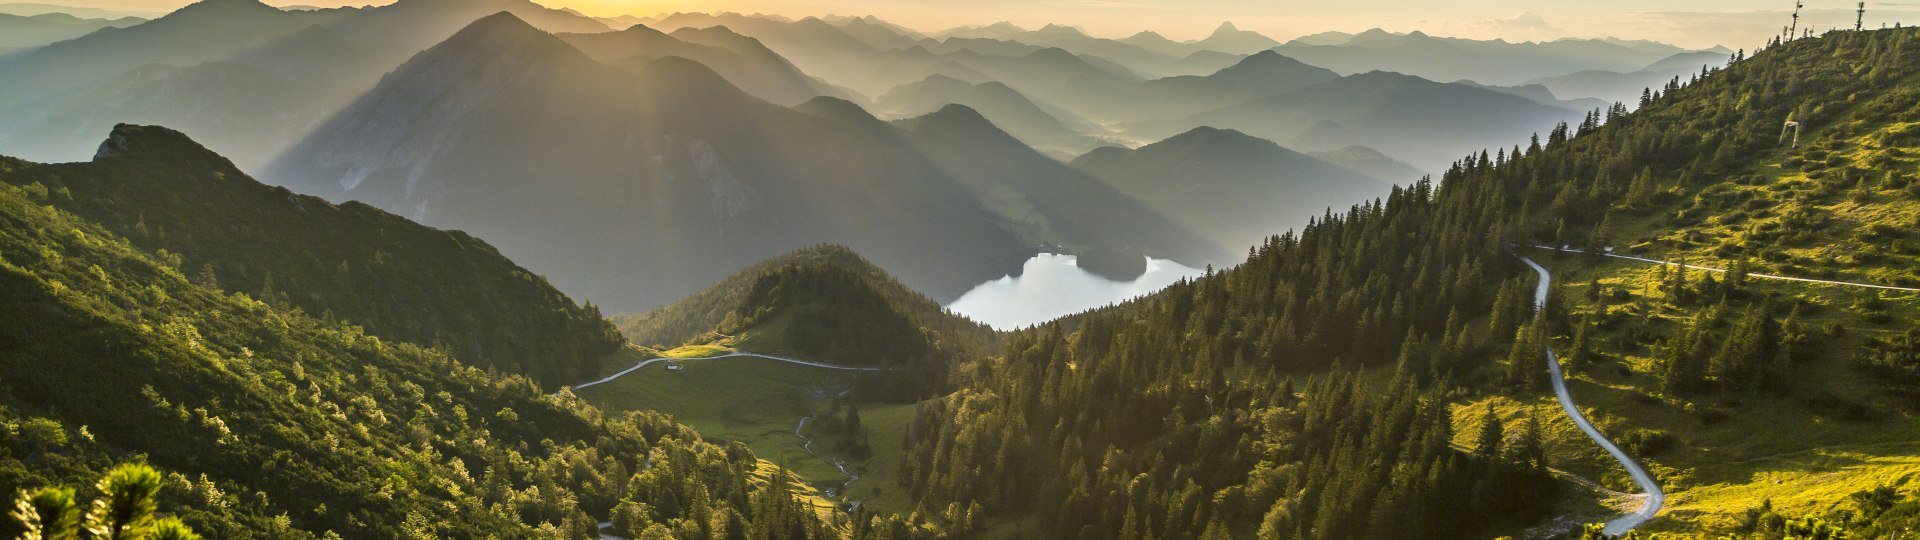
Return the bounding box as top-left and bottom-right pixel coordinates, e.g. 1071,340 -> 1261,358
1520,254 -> 1665,535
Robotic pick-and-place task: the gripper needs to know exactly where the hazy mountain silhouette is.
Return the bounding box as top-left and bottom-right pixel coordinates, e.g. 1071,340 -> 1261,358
822,14 -> 924,51
651,12 -> 908,97
0,62 -> 332,170
309,0 -> 609,51
0,0 -> 616,167
1139,71 -> 1580,170
0,12 -> 144,50
875,74 -> 1107,156
1526,50 -> 1730,104
1162,49 -> 1247,76
1275,29 -> 1703,85
1071,127 -> 1384,251
1456,80 -> 1611,112
894,104 -> 1233,267
268,13 -> 1036,311
1193,22 -> 1283,54
933,21 -> 1028,41
1003,24 -> 1178,76
0,0 -> 306,108
1306,145 -> 1427,184
1135,50 -> 1340,117
560,24 -> 839,105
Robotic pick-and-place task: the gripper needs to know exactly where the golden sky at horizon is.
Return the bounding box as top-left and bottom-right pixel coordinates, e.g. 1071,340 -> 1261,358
31,0 -> 1920,49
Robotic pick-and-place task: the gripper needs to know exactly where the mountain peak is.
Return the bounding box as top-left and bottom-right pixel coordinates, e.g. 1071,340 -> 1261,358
462,11 -> 537,34
1154,126 -> 1282,155
793,96 -> 888,129
93,124 -> 233,168
927,103 -> 993,125
427,11 -> 572,58
181,0 -> 272,10
1168,125 -> 1235,141
917,73 -> 971,87
164,0 -> 284,21
1215,21 -> 1240,34
1038,23 -> 1087,36
614,21 -> 661,34
1025,47 -> 1081,63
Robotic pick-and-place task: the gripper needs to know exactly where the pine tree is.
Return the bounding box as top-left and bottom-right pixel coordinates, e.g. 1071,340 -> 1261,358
1715,306 -> 1782,394
1506,323 -> 1544,391
1474,404 -> 1504,460
1567,319 -> 1597,373
1663,313 -> 1712,396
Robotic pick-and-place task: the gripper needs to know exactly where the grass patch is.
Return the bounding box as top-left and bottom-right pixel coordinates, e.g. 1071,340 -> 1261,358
576,355 -> 918,515
660,343 -> 737,359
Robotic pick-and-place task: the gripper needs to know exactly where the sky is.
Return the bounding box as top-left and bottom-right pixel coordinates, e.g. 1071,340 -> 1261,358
31,0 -> 1920,49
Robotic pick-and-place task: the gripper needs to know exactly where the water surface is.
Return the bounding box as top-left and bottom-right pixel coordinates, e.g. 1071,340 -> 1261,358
947,253 -> 1204,330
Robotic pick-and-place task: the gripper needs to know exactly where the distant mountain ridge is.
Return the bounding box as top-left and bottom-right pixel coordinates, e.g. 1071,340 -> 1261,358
0,12 -> 144,50
559,23 -> 840,105
1275,28 -> 1713,85
1135,70 -> 1580,171
1071,126 -> 1386,251
874,73 -> 1107,155
0,0 -> 613,167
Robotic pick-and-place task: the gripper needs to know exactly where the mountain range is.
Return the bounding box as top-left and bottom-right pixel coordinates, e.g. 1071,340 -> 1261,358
1274,29 -> 1725,88
0,11 -> 143,50
558,23 -> 841,106
1132,70 -> 1581,171
0,0 -> 612,167
265,13 -> 1226,311
873,73 -> 1107,156
1526,50 -> 1732,105
12,2 -> 1919,538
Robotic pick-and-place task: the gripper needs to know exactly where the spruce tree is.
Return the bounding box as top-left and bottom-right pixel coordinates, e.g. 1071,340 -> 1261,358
1474,404 -> 1505,460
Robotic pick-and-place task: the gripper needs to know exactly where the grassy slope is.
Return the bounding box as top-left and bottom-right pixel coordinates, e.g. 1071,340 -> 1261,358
574,355 -> 922,516
1528,252 -> 1920,532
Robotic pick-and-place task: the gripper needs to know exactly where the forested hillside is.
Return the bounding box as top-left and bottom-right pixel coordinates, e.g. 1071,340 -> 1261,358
0,125 -> 623,386
889,27 -> 1920,538
0,132 -> 836,538
613,244 -> 998,401
1461,26 -> 1920,533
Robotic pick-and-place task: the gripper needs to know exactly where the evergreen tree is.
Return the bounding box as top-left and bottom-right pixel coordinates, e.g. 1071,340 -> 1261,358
1474,404 -> 1505,460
